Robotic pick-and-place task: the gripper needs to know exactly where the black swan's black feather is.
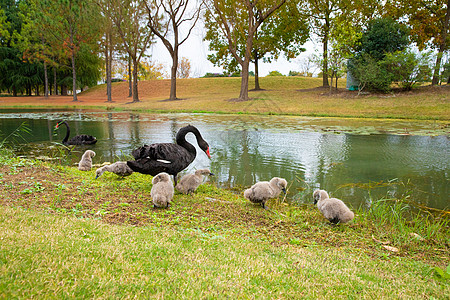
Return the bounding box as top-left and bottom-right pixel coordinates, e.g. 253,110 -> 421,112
127,125 -> 210,183
56,121 -> 97,145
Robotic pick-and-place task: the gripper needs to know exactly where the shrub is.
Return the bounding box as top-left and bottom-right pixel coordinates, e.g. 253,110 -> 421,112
349,54 -> 393,93
267,70 -> 284,76
383,50 -> 432,90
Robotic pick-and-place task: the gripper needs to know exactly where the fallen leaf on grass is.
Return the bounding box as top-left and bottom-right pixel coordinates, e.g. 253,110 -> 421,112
409,232 -> 425,241
372,235 -> 391,245
383,245 -> 399,252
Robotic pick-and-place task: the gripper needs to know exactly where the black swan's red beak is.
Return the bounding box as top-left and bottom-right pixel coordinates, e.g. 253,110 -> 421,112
206,148 -> 211,159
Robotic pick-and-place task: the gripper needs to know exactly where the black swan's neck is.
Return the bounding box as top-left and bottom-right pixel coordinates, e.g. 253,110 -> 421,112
60,121 -> 70,144
176,125 -> 204,155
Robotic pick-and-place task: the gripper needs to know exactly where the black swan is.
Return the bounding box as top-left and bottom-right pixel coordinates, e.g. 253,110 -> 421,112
127,125 -> 211,184
55,120 -> 97,145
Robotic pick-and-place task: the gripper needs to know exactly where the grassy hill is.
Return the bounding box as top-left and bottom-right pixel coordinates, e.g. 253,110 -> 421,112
2,76 -> 449,120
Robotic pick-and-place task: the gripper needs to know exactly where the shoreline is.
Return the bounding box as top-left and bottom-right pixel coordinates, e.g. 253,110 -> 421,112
0,77 -> 449,121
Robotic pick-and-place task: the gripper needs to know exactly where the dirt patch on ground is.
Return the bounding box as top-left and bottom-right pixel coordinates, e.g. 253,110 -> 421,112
0,80 -> 173,107
1,81 -> 448,107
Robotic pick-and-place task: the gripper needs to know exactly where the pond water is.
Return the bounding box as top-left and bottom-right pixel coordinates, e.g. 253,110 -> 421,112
0,109 -> 448,210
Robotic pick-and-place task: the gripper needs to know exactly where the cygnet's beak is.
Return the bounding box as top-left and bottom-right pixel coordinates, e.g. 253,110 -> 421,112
209,172 -> 215,176
282,187 -> 287,194
95,174 -> 99,179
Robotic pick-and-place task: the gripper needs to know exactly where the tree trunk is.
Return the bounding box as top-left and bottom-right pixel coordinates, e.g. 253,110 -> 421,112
128,56 -> 132,98
238,28 -> 254,101
44,61 -> 49,98
329,74 -> 333,93
54,68 -> 57,95
71,50 -> 78,101
322,33 -> 329,87
239,59 -> 250,101
254,50 -> 261,90
170,48 -> 178,100
132,56 -> 139,102
106,32 -> 112,102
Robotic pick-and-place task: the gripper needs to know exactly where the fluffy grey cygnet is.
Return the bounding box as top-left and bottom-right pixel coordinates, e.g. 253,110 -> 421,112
78,150 -> 95,171
313,189 -> 354,224
244,177 -> 287,209
175,169 -> 214,194
151,172 -> 174,208
95,162 -> 134,179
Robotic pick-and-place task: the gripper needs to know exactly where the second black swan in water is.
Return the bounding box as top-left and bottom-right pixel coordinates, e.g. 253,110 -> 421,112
56,121 -> 97,145
127,125 -> 211,184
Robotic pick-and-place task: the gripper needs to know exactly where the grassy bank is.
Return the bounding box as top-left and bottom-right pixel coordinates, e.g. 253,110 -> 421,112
1,77 -> 449,120
0,152 -> 449,298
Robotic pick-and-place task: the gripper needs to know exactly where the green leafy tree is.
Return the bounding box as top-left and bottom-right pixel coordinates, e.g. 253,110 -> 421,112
205,0 -> 287,101
33,0 -> 102,101
385,0 -> 450,85
357,17 -> 409,60
205,0 -> 309,90
107,0 -> 153,102
307,0 -> 382,88
0,0 -> 27,95
349,17 -> 410,92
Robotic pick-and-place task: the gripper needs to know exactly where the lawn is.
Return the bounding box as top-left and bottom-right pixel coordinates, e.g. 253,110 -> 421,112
1,76 -> 449,120
0,153 -> 448,298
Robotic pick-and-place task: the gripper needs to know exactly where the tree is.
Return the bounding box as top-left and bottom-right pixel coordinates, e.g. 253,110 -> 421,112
307,0 -> 381,88
357,17 -> 410,60
349,18 -> 411,92
139,59 -> 166,80
32,0 -> 102,101
107,0 -> 154,102
385,0 -> 450,85
96,0 -> 115,102
205,0 -> 308,91
205,0 -> 286,101
177,57 -> 191,78
144,0 -> 202,100
306,0 -> 343,88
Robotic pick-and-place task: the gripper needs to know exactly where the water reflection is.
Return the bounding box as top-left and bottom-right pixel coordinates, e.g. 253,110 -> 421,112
0,109 -> 448,210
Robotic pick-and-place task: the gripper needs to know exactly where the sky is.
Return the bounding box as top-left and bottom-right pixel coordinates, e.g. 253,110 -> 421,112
146,28 -> 319,78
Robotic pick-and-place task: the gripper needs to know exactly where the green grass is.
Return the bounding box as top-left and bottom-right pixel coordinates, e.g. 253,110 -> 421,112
0,153 -> 449,298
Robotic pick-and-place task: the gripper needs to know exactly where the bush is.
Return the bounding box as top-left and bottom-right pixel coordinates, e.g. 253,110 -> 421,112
349,50 -> 432,92
349,54 -> 393,92
202,73 -> 227,78
267,71 -> 284,77
383,50 -> 432,90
